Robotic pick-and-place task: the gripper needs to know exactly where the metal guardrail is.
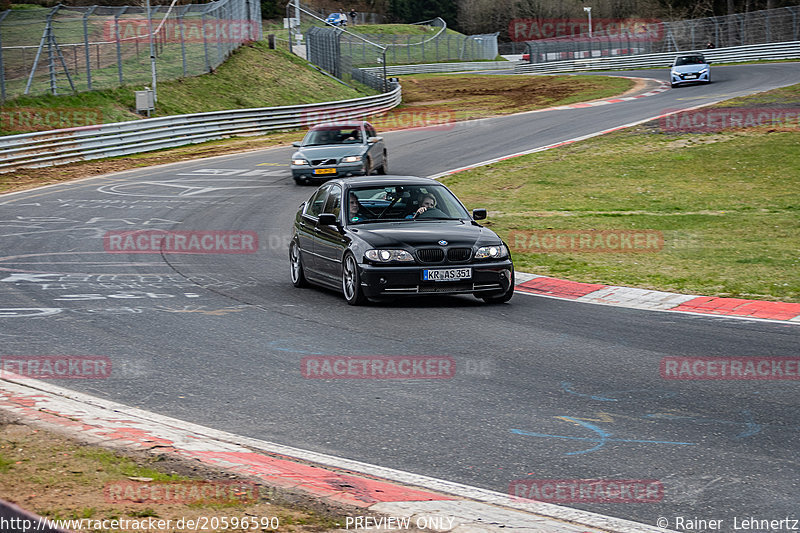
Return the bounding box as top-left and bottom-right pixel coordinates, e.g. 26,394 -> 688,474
515,40 -> 800,74
0,85 -> 401,172
362,60 -> 515,76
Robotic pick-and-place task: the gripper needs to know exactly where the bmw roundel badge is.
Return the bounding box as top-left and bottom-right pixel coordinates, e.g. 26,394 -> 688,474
438,240 -> 448,246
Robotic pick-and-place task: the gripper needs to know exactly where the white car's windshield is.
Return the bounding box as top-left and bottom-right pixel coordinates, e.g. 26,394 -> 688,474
347,185 -> 470,224
675,56 -> 705,66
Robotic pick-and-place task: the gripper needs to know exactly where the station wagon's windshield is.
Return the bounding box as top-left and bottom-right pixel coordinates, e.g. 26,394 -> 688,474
347,185 -> 470,224
302,126 -> 363,146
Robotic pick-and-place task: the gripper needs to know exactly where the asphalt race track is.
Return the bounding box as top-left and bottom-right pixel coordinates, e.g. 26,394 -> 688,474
2,63 -> 799,529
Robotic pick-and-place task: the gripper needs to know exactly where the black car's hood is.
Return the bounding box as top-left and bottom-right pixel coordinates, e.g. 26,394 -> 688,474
352,220 -> 500,248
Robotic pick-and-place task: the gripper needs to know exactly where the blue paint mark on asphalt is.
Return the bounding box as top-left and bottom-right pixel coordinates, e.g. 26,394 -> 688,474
511,416 -> 696,456
267,340 -> 325,355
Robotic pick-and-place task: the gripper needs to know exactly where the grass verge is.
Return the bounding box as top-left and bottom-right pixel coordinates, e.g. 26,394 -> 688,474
442,84 -> 800,302
0,411 -> 349,532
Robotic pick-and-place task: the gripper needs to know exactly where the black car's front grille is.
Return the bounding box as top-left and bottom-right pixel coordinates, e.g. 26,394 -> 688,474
311,158 -> 337,166
418,282 -> 473,293
417,248 -> 445,263
447,247 -> 471,262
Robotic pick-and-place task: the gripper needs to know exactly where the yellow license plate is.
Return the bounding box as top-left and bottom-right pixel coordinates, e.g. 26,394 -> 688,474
314,168 -> 337,175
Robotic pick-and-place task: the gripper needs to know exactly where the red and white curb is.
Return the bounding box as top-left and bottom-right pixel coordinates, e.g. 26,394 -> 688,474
0,376 -> 673,533
515,273 -> 800,323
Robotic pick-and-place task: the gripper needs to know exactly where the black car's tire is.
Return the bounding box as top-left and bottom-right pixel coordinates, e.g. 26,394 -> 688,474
342,253 -> 367,305
377,152 -> 388,175
289,241 -> 308,288
481,269 -> 514,304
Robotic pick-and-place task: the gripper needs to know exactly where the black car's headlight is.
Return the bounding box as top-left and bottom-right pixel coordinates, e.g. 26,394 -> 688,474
342,155 -> 362,163
292,158 -> 308,166
365,249 -> 414,262
475,244 -> 509,259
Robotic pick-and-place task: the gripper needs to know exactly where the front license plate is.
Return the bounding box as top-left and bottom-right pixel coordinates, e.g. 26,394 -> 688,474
314,168 -> 337,175
686,74 -> 698,79
422,268 -> 472,281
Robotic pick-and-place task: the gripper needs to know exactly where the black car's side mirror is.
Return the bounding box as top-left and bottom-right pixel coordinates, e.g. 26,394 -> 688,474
292,141 -> 302,147
472,208 -> 487,220
318,213 -> 340,227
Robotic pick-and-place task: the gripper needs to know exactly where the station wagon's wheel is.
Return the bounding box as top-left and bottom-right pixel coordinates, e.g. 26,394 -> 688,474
289,241 -> 308,287
364,157 -> 372,176
377,152 -> 388,175
342,253 -> 366,305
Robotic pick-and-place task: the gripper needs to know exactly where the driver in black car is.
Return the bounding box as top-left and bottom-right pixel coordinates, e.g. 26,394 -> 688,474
348,194 -> 372,222
407,193 -> 445,218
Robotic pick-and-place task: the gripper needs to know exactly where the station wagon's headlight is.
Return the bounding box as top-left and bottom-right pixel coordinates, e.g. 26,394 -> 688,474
342,155 -> 362,163
365,249 -> 414,262
292,158 -> 308,165
671,70 -> 679,76
475,244 -> 508,259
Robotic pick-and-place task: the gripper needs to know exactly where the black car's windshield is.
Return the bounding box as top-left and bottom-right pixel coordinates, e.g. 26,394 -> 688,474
302,126 -> 363,146
675,56 -> 705,66
347,185 -> 470,224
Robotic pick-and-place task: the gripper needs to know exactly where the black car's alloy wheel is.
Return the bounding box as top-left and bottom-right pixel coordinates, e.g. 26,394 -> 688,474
342,253 -> 366,305
290,241 -> 308,287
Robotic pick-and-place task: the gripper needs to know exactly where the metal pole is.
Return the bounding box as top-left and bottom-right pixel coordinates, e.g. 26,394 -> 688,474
0,10 -> 10,101
26,7 -> 57,94
286,1 -> 292,54
114,7 -> 127,85
179,6 -> 189,77
146,0 -> 157,102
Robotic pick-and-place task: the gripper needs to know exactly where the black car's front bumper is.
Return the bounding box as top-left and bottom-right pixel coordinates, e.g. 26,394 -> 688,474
357,260 -> 514,298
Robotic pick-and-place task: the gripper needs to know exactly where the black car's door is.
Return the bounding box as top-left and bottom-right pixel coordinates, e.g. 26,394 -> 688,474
297,185 -> 329,276
314,184 -> 348,282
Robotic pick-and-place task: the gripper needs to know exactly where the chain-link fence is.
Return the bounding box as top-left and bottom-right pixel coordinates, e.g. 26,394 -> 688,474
0,0 -> 261,101
302,11 -> 498,93
525,5 -> 800,63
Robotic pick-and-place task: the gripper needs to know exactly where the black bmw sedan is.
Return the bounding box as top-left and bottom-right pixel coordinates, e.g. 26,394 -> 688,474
289,176 -> 514,305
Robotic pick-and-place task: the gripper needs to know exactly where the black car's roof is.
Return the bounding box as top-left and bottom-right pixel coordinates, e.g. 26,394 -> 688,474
330,176 -> 440,188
